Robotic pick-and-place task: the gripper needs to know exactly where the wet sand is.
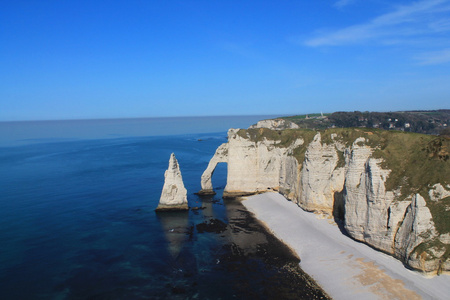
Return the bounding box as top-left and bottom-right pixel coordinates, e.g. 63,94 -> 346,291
243,192 -> 450,300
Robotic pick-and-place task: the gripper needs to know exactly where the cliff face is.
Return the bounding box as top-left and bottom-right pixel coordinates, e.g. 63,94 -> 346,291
249,118 -> 300,130
297,133 -> 346,213
200,128 -> 450,274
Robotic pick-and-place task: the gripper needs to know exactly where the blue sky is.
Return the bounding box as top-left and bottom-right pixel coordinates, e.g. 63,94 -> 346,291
1,0 -> 449,121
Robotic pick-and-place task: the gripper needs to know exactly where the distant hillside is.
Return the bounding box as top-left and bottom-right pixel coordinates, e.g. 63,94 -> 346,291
281,110 -> 450,135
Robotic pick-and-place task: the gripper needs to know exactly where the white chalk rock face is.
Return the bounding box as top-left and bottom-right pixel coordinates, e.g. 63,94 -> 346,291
225,129 -> 280,196
156,153 -> 188,211
395,194 -> 440,272
429,183 -> 450,202
199,128 -> 303,198
223,128 -> 302,197
298,133 -> 345,214
279,155 -> 301,201
343,138 -> 396,251
199,143 -> 228,195
249,119 -> 299,130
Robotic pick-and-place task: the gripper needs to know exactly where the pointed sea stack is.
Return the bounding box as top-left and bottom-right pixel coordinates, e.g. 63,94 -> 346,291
155,153 -> 189,211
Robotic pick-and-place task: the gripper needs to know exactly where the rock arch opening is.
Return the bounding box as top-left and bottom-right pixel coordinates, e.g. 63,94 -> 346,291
198,161 -> 228,195
198,143 -> 229,195
212,162 -> 228,194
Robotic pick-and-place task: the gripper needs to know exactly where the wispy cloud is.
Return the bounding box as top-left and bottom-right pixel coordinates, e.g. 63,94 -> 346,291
334,0 -> 356,9
415,48 -> 450,64
305,0 -> 450,47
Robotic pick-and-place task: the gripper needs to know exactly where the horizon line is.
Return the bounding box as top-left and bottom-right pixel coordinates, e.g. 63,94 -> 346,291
0,113 -> 286,123
1,108 -> 448,123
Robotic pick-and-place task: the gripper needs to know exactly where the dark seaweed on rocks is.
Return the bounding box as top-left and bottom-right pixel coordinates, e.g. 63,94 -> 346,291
196,218 -> 228,233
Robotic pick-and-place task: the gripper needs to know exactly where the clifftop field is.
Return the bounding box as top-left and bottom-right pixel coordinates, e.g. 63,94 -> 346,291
281,110 -> 450,135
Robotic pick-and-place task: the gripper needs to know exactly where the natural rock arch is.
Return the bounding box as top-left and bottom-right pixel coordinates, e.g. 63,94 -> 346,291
198,143 -> 228,195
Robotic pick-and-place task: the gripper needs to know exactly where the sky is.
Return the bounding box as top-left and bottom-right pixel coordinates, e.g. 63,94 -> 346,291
1,0 -> 450,121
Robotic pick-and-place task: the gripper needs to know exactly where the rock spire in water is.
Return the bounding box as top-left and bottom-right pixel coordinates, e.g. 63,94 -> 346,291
155,153 -> 188,211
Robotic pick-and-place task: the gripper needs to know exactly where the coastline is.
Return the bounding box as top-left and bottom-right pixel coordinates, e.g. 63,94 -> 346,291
242,192 -> 450,300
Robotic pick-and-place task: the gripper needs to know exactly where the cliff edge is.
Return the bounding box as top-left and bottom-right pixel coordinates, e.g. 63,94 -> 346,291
200,127 -> 450,275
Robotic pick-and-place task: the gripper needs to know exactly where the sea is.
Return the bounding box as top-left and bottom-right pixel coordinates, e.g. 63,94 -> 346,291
0,116 -> 328,299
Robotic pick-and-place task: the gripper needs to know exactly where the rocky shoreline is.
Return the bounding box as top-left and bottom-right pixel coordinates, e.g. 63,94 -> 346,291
157,192 -> 331,299
207,196 -> 331,299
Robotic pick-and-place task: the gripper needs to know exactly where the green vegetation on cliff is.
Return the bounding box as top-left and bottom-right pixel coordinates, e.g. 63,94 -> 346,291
372,133 -> 449,203
428,196 -> 450,235
236,128 -> 316,164
238,127 -> 450,205
412,238 -> 449,269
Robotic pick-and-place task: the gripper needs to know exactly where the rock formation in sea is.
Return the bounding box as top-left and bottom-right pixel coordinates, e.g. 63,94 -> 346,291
156,153 -> 188,211
199,126 -> 450,275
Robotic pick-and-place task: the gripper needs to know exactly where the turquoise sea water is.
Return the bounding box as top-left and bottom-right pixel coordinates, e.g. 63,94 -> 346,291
0,116 -> 328,299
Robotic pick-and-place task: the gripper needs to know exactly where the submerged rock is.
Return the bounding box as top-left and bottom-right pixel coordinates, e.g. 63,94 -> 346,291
196,218 -> 228,233
155,153 -> 189,211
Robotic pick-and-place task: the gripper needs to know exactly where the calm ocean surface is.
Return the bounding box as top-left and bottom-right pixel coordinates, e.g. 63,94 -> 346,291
0,116 -> 328,299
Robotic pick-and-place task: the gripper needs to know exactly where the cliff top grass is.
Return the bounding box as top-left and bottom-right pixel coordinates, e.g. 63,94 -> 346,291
365,131 -> 449,202
237,127 -> 450,205
428,196 -> 450,235
236,128 -> 317,164
237,128 -> 316,147
322,128 -> 450,205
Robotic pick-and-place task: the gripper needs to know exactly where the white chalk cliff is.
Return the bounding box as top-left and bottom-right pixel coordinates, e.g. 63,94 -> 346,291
249,118 -> 300,130
200,128 -> 450,275
156,153 -> 188,211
